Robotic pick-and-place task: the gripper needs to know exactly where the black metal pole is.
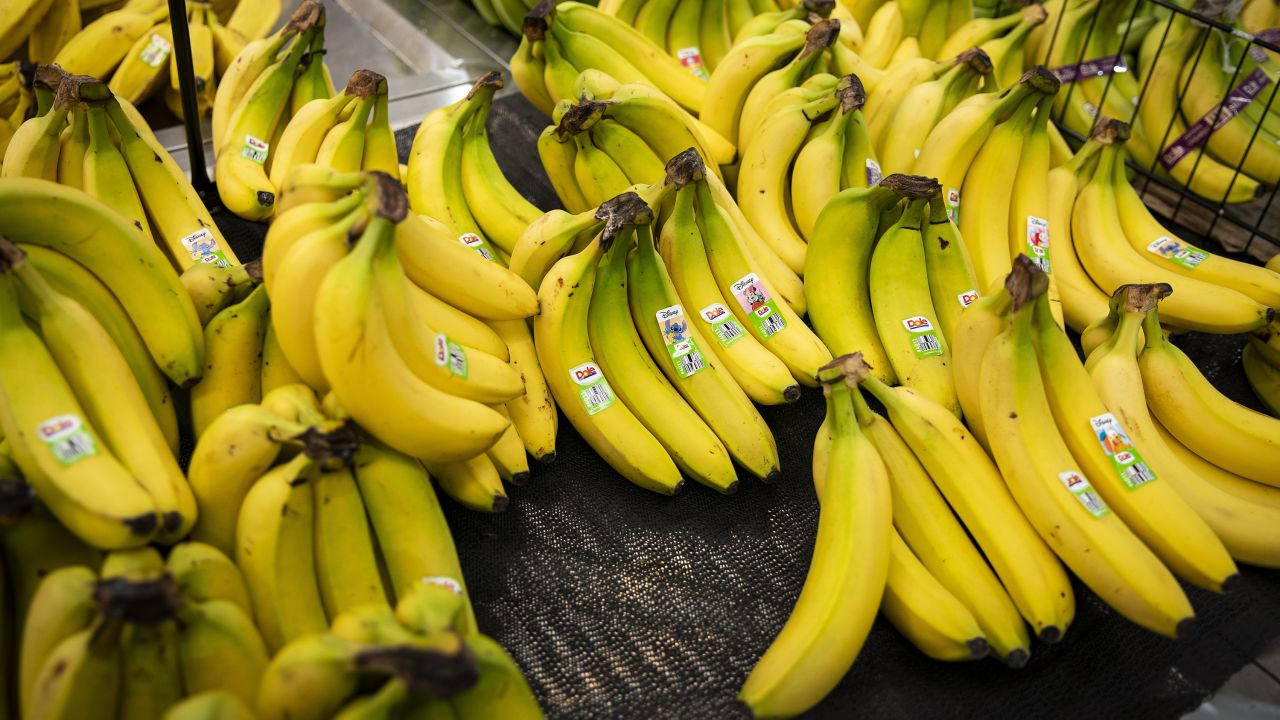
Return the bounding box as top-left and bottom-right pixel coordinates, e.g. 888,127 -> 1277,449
168,0 -> 215,199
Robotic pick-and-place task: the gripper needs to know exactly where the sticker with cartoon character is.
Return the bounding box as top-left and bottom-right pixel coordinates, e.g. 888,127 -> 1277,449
1089,413 -> 1157,489
1025,216 -> 1050,273
656,305 -> 706,378
729,273 -> 785,338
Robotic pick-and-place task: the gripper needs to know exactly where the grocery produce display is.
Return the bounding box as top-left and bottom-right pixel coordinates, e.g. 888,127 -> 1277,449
2,0 -> 1280,716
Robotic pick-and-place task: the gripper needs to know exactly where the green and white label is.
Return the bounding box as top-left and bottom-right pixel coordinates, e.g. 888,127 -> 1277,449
182,228 -> 230,268
945,187 -> 960,222
434,333 -> 468,379
698,303 -> 744,348
459,233 -> 497,262
569,362 -> 615,415
1089,413 -> 1157,490
656,305 -> 706,378
1146,236 -> 1206,269
729,273 -> 785,338
36,415 -> 96,467
902,316 -> 944,358
1058,470 -> 1110,517
140,33 -> 172,67
240,135 -> 269,164
865,159 -> 882,186
676,47 -> 709,80
1025,216 -> 1051,273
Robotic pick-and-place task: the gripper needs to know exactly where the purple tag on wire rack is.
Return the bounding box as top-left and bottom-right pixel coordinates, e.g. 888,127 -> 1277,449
1050,55 -> 1123,83
1158,68 -> 1272,170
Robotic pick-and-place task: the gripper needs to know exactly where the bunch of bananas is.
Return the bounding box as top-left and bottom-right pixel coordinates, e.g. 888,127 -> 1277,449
263,166 -> 539,509
0,61 -> 35,164
213,0 -> 332,220
534,151 -> 833,494
3,70 -> 241,275
1056,119 -> 1277,334
257,578 -> 540,719
512,0 -> 707,115
15,543 -> 267,719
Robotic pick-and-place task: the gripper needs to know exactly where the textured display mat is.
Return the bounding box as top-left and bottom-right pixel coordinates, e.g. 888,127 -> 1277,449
207,93 -> 1280,719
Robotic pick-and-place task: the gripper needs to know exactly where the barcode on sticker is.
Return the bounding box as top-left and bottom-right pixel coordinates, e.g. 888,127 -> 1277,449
1059,470 -> 1110,518
37,415 -> 96,466
570,362 -> 615,415
865,159 -> 882,186
140,33 -> 172,67
761,313 -> 785,336
240,135 -> 269,164
434,334 -> 468,378
459,233 -> 495,261
911,333 -> 943,358
678,352 -> 704,376
656,305 -> 706,378
945,188 -> 960,222
1121,463 -> 1155,488
699,303 -> 744,348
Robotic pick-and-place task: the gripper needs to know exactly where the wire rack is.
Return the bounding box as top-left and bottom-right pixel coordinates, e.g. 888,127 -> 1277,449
1029,0 -> 1280,261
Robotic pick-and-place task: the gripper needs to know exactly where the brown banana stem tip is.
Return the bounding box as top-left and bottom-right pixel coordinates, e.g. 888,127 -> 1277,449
799,18 -> 841,59
1024,65 -> 1061,95
95,575 -> 183,624
879,173 -> 941,198
355,644 -> 479,697
242,258 -> 264,283
1006,255 -> 1048,312
1090,116 -> 1131,144
958,47 -> 994,74
664,147 -> 707,188
369,172 -> 409,223
344,69 -> 386,98
596,191 -> 653,241
523,0 -> 555,40
0,480 -> 35,523
35,63 -> 69,92
1024,2 -> 1049,23
297,422 -> 362,467
0,236 -> 25,272
836,74 -> 866,112
466,70 -> 504,99
802,0 -> 836,18
286,0 -> 325,33
55,74 -> 99,109
1117,283 -> 1172,314
817,352 -> 871,387
554,99 -> 608,140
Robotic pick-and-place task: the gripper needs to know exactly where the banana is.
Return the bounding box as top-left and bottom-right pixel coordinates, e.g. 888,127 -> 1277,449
1111,153 -> 1280,309
511,36 -> 555,116
374,226 -> 524,404
859,367 -> 1074,641
537,123 -> 591,213
289,29 -> 335,116
17,565 -> 98,718
1085,285 -> 1280,568
262,186 -> 363,293
486,406 -> 531,485
983,265 -> 1195,637
176,3 -> 217,118
661,180 -> 800,406
491,319 -> 558,464
960,91 -> 1039,292
700,29 -> 807,148
0,500 -> 100,621
805,179 -> 903,382
738,21 -> 840,151
1245,342 -> 1280,416
27,618 -> 124,720
261,320 -> 306,394
0,179 -> 203,385
792,75 -> 872,239
1006,95 -> 1063,323
106,95 -> 240,273
1030,286 -> 1239,591
21,243 -> 177,451
864,57 -> 943,140
882,529 -> 989,661
1071,124 -> 1272,334
859,0 -> 904,68
417,285 -> 512,361
315,90 -> 374,173
1154,417 -> 1280,512
82,94 -> 155,254
226,0 -> 281,40
448,634 -> 543,719
29,0 -> 83,64
396,213 -> 538,321
426,453 -> 509,513
509,206 -> 604,290
119,620 -> 185,720
586,118 -> 666,186
704,169 -> 807,315
165,691 -> 256,720
210,13 -> 247,76
2,87 -> 69,180
0,0 -> 57,60
53,6 -> 167,80
187,403 -> 318,556
1139,311 -> 1280,486
407,72 -> 497,245
177,599 -> 270,707
458,84 -> 543,257
849,386 -> 1028,663
921,190 -> 979,346
216,23 -> 318,220
694,164 -> 832,385
10,241 -> 195,542
256,633 -> 360,720
353,441 -> 479,634
0,269 -> 160,550
212,22 -> 298,154
313,466 -> 390,617
592,82 -> 735,171
877,48 -> 991,173
268,91 -> 356,189
699,0 -> 732,71
167,541 -> 252,615
313,185 -> 510,464
950,272 -> 1014,446
870,191 -> 958,415
236,453 -> 330,651
1046,141 -> 1109,333
534,199 -> 683,494
739,356 -> 889,717
190,284 -> 269,438
593,208 -> 739,492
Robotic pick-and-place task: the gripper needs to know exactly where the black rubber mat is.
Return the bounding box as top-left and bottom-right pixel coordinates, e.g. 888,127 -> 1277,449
209,92 -> 1280,720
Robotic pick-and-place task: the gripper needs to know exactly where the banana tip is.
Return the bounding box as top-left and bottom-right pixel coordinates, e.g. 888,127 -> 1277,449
1004,648 -> 1030,669
966,638 -> 990,659
1219,573 -> 1241,594
1175,617 -> 1197,639
1037,625 -> 1062,644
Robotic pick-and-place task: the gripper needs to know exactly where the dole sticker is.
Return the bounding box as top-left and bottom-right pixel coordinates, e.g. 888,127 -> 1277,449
569,362 -> 616,415
1146,236 -> 1206,269
459,233 -> 495,262
241,135 -> 269,164
956,289 -> 979,308
699,303 -> 744,348
1058,470 -> 1110,518
140,33 -> 172,67
902,316 -> 934,333
36,415 -> 96,467
676,47 -> 710,80
181,228 -> 229,268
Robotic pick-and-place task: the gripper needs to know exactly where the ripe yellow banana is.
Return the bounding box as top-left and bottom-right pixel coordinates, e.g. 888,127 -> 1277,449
189,284 -> 269,438
0,0 -> 57,60
176,598 -> 270,709
28,0 -> 83,64
17,565 -> 98,718
167,541 -> 252,615
268,91 -> 356,189
1045,141 -> 1109,333
119,620 -> 184,720
490,318 -> 557,464
27,618 -> 124,720
53,6 -> 167,80
426,453 -> 509,513
700,28 -> 807,148
312,465 -> 390,618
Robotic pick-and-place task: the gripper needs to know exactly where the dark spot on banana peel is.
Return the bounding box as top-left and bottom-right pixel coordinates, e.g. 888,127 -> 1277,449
257,191 -> 275,207
1009,412 -> 1017,419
